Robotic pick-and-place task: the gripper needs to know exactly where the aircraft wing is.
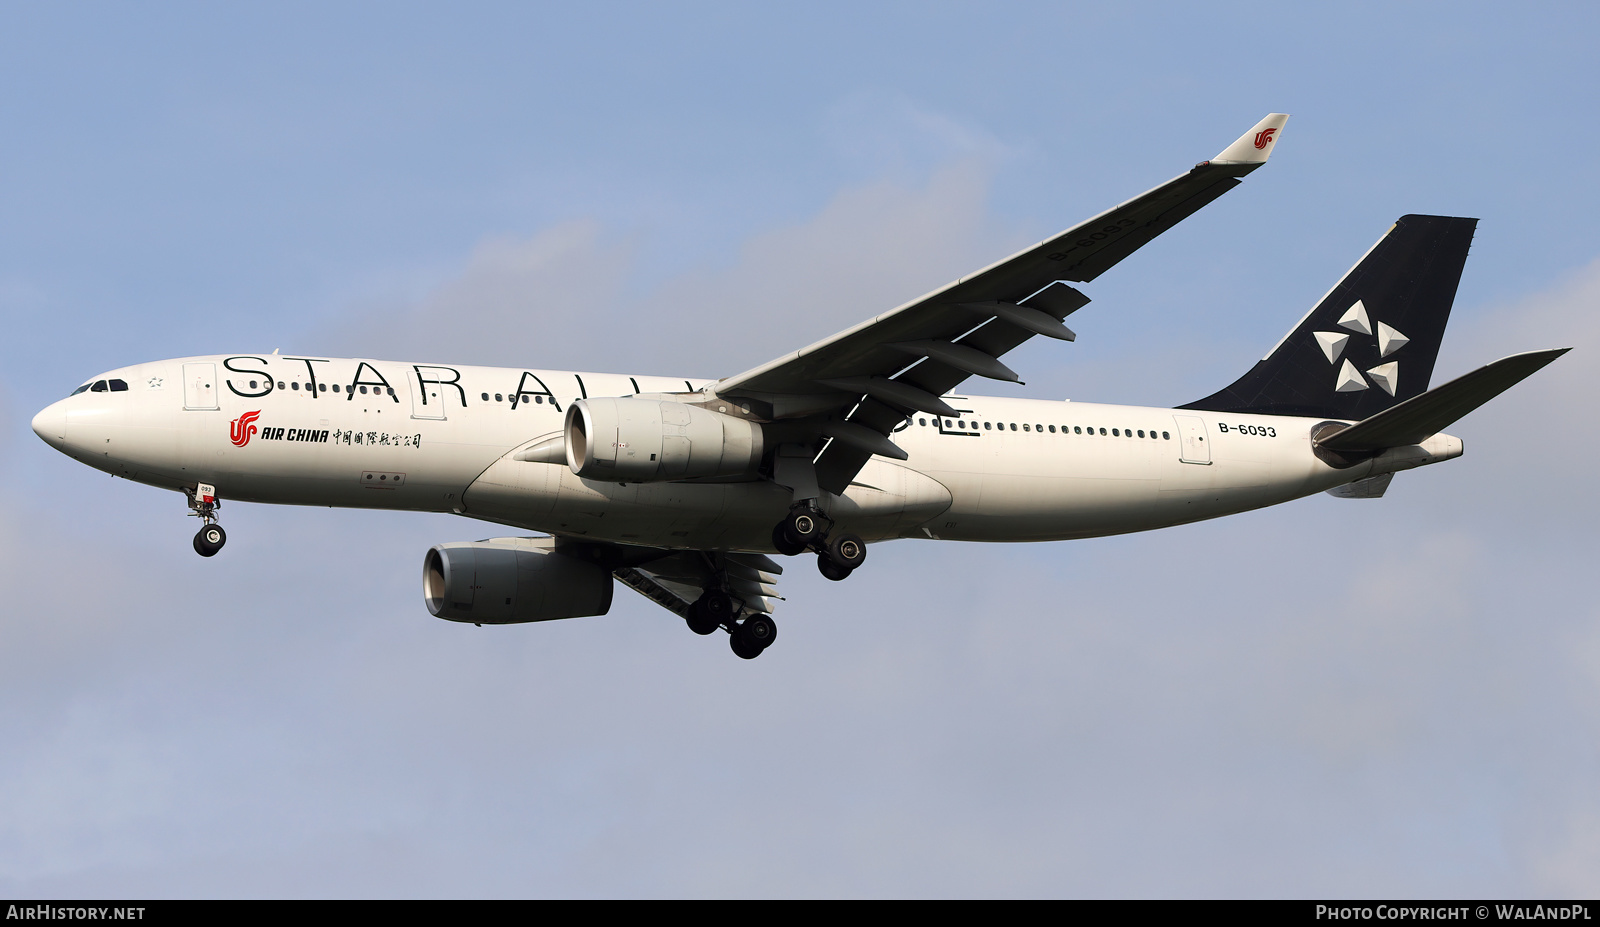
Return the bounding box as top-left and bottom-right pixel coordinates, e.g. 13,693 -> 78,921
715,114 -> 1289,494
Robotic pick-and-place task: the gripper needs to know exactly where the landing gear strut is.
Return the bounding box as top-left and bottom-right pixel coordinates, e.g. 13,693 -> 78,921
186,482 -> 227,558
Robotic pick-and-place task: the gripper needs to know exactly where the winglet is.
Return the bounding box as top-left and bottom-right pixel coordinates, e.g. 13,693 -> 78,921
1210,113 -> 1290,164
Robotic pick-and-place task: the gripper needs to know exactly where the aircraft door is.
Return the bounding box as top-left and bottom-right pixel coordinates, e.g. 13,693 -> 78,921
183,363 -> 218,410
1172,414 -> 1212,464
408,367 -> 458,421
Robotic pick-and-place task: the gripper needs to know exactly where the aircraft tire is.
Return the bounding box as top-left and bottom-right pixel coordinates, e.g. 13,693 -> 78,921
783,509 -> 822,546
825,533 -> 866,570
741,614 -> 777,650
730,629 -> 764,660
772,523 -> 807,557
690,591 -> 733,633
686,602 -> 721,636
193,524 -> 226,558
817,554 -> 853,582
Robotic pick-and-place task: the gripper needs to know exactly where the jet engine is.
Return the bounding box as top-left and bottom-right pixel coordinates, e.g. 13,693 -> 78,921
423,537 -> 613,624
565,397 -> 763,482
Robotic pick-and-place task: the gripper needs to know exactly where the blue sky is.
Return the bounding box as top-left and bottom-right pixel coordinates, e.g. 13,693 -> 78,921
1,2 -> 1597,897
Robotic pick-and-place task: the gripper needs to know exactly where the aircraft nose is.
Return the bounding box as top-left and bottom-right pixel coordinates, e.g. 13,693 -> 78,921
31,400 -> 68,448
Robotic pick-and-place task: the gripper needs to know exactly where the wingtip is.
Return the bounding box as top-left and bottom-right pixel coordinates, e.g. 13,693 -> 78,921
1211,113 -> 1290,165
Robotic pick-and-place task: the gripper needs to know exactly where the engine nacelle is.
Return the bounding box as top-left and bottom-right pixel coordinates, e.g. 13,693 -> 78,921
423,537 -> 613,624
565,397 -> 763,482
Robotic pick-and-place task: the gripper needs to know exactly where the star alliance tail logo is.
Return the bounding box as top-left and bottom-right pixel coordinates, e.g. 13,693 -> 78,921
1253,127 -> 1278,150
230,410 -> 262,447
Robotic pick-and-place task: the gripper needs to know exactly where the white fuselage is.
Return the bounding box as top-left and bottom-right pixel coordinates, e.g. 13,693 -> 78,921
32,354 -> 1456,552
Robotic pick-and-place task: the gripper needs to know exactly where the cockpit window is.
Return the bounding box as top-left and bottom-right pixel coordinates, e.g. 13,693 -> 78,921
70,383 -> 91,396
109,379 -> 128,392
90,380 -> 109,392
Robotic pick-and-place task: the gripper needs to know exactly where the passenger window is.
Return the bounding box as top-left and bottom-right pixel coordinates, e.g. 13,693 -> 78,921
481,393 -> 489,401
1099,428 -> 1107,435
984,422 -> 991,430
291,382 -> 300,390
1008,423 -> 1016,431
1023,424 -> 1030,432
1163,431 -> 1171,440
1074,426 -> 1081,434
1048,425 -> 1055,433
496,394 -> 503,402
277,381 -> 286,390
319,383 -> 327,392
1138,430 -> 1145,438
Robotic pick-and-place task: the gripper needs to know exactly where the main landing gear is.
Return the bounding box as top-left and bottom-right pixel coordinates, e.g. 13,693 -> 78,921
186,483 -> 227,558
686,590 -> 779,660
771,503 -> 866,581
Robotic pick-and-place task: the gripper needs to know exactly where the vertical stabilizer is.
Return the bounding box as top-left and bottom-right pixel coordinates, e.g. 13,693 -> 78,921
1181,215 -> 1477,419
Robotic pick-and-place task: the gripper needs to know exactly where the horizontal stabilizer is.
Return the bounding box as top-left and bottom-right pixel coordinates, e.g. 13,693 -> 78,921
1316,348 -> 1569,451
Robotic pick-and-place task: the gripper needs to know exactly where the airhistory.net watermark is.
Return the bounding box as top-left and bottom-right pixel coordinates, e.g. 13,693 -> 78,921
5,908 -> 145,921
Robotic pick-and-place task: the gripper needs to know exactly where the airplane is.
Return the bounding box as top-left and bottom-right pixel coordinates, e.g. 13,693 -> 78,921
31,113 -> 1568,660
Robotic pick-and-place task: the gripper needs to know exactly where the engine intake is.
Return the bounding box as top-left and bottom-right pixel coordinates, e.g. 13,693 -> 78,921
423,537 -> 613,624
565,397 -> 763,482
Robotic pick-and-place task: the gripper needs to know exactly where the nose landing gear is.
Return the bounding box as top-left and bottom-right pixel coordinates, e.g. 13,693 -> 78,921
186,482 -> 227,558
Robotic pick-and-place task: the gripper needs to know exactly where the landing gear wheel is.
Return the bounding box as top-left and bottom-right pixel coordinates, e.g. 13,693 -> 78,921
825,533 -> 867,571
781,507 -> 823,548
772,523 -> 807,557
817,554 -> 853,582
740,614 -> 777,650
687,591 -> 733,635
730,627 -> 765,660
193,524 -> 227,558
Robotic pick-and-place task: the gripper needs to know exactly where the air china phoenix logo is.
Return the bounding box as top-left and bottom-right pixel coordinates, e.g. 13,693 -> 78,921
230,410 -> 262,447
1253,127 -> 1278,150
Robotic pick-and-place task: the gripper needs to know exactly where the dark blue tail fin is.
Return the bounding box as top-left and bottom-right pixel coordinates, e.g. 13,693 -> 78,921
1181,214 -> 1478,419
